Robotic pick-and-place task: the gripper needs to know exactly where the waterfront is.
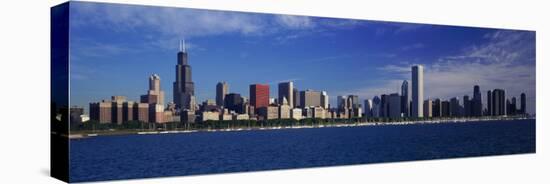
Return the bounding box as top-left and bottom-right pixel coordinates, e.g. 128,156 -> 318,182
70,119 -> 535,182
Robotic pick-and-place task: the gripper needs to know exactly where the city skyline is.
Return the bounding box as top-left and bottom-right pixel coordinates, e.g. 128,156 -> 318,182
68,2 -> 536,114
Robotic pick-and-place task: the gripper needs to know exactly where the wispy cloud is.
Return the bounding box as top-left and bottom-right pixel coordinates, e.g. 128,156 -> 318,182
275,15 -> 315,29
70,38 -> 132,59
71,2 -> 367,49
353,30 -> 536,113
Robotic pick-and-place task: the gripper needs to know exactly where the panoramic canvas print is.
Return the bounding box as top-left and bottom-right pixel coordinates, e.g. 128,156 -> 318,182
51,1 -> 536,183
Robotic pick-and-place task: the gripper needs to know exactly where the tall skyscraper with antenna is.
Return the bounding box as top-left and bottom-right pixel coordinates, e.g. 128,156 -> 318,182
173,39 -> 196,111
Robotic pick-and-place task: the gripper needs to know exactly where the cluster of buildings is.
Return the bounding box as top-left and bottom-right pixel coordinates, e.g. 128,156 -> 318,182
362,65 -> 528,119
74,40 -> 529,125
87,74 -> 178,124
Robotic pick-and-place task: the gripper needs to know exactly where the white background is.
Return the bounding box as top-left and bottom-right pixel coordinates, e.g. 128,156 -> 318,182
0,0 -> 547,183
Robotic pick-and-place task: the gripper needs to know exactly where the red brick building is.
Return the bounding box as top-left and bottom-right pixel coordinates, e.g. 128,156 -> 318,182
250,84 -> 269,109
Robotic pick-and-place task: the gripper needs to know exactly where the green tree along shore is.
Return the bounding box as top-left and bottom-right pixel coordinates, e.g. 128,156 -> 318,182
69,115 -> 531,135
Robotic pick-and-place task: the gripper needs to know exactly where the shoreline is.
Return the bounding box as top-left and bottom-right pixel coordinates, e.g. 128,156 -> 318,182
67,117 -> 535,139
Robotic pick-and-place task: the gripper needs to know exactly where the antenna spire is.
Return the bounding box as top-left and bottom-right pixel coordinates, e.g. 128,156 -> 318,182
182,38 -> 186,52
178,38 -> 187,52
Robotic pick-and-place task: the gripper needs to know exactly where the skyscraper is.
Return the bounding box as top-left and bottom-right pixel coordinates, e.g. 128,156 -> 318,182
364,99 -> 373,117
300,90 -> 321,107
433,99 -> 441,117
224,93 -> 244,114
348,95 -> 360,109
412,65 -> 424,118
423,99 -> 433,118
321,91 -> 329,109
140,74 -> 165,105
520,93 -> 526,114
463,95 -> 471,117
372,96 -> 381,118
441,100 -> 450,117
487,90 -> 492,116
278,82 -> 293,108
388,93 -> 402,118
293,88 -> 301,108
510,97 -> 517,115
250,84 -> 269,109
337,96 -> 347,110
173,40 -> 195,111
401,80 -> 409,117
472,85 -> 482,116
380,94 -> 388,117
491,89 -> 506,116
216,81 -> 229,107
450,97 -> 461,117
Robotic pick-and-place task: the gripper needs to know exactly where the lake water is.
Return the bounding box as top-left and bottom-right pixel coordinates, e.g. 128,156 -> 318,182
69,119 -> 536,182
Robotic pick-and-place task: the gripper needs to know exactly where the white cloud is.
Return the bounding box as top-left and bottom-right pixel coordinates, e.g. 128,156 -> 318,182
72,3 -> 268,38
356,30 -> 536,113
274,15 -> 315,29
71,2 -> 368,49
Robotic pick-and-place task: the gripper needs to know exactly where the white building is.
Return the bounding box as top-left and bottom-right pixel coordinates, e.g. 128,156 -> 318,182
279,97 -> 291,119
412,65 -> 424,118
291,108 -> 303,120
201,111 -> 220,121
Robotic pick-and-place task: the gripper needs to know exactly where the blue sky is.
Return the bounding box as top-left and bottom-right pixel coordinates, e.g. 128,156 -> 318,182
69,2 -> 536,114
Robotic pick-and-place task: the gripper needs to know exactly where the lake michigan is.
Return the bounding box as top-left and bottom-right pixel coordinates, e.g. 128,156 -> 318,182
69,119 -> 535,182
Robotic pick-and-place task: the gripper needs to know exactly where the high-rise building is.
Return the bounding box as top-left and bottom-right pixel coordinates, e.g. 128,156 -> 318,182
487,90 -> 492,116
510,97 -> 517,115
216,81 -> 228,107
122,101 -> 136,122
520,93 -> 526,114
463,95 -> 471,117
401,80 -> 409,117
149,104 -> 165,123
337,96 -> 347,110
173,40 -> 196,111
250,84 -> 269,109
372,96 -> 381,118
433,99 -> 441,117
491,89 -> 506,116
388,93 -> 402,118
423,99 -> 433,118
141,74 -> 165,105
111,96 -> 125,124
136,103 -> 149,122
506,99 -> 512,115
364,99 -> 373,117
278,82 -> 294,108
380,94 -> 388,117
321,91 -> 329,109
412,65 -> 424,118
224,93 -> 244,114
293,88 -> 301,108
348,95 -> 360,109
279,97 -> 291,119
441,100 -> 450,117
472,85 -> 483,116
300,90 -> 322,108
450,97 -> 461,117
